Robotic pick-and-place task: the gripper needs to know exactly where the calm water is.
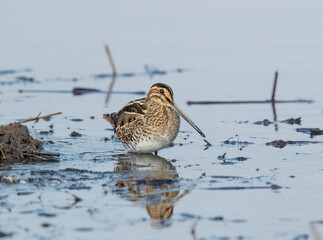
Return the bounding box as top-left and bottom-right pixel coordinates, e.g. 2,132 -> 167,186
1,1 -> 323,239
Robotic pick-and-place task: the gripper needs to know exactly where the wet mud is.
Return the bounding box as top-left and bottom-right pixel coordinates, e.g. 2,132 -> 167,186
0,123 -> 43,163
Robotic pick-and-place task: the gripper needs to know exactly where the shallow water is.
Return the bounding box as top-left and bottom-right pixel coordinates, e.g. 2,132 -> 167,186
1,1 -> 323,239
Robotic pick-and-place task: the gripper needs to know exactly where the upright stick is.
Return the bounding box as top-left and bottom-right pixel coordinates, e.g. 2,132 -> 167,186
105,44 -> 117,76
271,71 -> 278,101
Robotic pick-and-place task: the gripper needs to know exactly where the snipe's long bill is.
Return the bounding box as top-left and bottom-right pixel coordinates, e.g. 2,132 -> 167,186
103,83 -> 205,153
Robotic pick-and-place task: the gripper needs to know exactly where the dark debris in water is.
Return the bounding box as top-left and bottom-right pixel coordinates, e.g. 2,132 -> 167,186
180,213 -> 244,224
281,117 -> 302,125
70,118 -> 83,122
209,175 -> 244,179
0,231 -> 13,238
70,131 -> 82,137
92,65 -> 186,80
254,117 -> 301,126
222,138 -> 254,151
74,227 -> 93,232
296,128 -> 323,137
291,233 -> 309,240
223,136 -> 254,146
266,140 -> 323,148
223,140 -> 254,145
204,184 -> 281,191
0,76 -> 37,86
217,153 -> 248,164
16,76 -> 35,83
0,68 -> 31,76
0,174 -> 20,184
38,212 -> 57,218
254,119 -> 273,126
0,69 -> 33,86
17,192 -> 34,196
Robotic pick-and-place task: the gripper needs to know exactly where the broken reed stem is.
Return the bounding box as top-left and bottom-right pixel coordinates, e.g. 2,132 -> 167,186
36,151 -> 60,156
17,112 -> 62,123
187,99 -> 313,105
105,44 -> 117,76
271,71 -> 278,101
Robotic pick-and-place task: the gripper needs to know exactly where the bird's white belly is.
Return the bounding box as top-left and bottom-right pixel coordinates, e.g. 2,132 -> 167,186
124,137 -> 173,153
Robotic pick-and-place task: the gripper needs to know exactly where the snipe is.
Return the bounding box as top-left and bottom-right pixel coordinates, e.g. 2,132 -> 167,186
103,83 -> 205,153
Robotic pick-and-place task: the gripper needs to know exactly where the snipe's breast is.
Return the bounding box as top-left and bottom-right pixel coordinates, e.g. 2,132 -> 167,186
124,106 -> 180,153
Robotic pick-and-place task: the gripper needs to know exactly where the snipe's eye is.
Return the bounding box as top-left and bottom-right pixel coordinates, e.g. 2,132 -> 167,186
160,89 -> 164,94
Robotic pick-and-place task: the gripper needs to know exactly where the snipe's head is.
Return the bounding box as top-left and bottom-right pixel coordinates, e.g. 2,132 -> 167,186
147,83 -> 206,138
147,83 -> 175,106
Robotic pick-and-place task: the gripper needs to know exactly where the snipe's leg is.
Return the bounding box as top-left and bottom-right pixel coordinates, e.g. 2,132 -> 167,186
154,151 -> 158,155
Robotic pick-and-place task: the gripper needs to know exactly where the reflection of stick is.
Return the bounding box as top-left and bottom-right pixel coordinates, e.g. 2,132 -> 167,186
33,112 -> 42,125
271,71 -> 278,101
17,112 -> 62,123
271,102 -> 278,131
105,44 -> 117,76
104,44 -> 117,106
311,223 -> 322,240
191,221 -> 197,240
105,75 -> 116,106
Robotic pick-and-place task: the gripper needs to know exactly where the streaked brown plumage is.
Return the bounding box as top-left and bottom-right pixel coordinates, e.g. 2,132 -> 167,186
103,83 -> 205,153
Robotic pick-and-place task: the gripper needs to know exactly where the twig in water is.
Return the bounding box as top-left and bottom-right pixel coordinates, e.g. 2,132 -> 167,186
203,139 -> 212,150
17,112 -> 62,124
35,151 -> 60,156
65,191 -> 82,207
203,139 -> 212,146
187,99 -> 312,105
204,184 -> 282,190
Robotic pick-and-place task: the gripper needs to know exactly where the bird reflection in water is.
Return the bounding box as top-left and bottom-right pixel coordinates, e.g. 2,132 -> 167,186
113,153 -> 189,228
